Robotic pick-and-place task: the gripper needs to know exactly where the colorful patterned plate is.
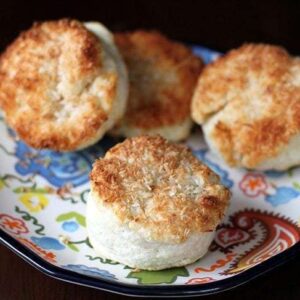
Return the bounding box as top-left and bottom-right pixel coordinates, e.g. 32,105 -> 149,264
0,46 -> 300,297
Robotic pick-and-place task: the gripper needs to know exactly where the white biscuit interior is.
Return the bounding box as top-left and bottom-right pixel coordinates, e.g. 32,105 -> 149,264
87,190 -> 214,270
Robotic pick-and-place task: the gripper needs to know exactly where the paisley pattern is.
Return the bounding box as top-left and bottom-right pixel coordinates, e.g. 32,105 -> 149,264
222,210 -> 300,274
0,46 -> 299,286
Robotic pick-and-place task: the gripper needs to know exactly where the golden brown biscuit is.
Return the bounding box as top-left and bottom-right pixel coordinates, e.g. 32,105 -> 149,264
0,19 -> 128,151
192,44 -> 300,170
89,135 -> 229,243
112,31 -> 203,141
87,135 -> 230,270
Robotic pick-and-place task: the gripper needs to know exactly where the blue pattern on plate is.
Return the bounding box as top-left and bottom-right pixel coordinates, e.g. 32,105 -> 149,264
14,140 -> 99,187
64,264 -> 116,280
12,134 -> 119,187
192,45 -> 221,64
265,186 -> 300,207
264,170 -> 286,178
62,221 -> 79,232
31,236 -> 65,250
193,149 -> 234,188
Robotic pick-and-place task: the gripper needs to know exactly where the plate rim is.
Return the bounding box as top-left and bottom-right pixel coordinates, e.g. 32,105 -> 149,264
1,229 -> 299,297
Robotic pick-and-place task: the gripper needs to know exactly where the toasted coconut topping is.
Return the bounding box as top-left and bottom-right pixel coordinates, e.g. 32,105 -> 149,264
90,135 -> 230,243
0,19 -> 119,151
192,44 -> 300,168
114,31 -> 203,130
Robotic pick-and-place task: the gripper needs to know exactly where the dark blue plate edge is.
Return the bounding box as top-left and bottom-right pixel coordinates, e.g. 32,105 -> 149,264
1,228 -> 299,297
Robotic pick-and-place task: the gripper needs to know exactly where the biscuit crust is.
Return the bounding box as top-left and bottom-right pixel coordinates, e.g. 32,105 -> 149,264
113,31 -> 203,140
192,44 -> 300,168
90,135 -> 230,243
0,19 -> 123,151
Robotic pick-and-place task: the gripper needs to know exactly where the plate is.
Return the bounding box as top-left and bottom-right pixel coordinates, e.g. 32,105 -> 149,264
0,45 -> 300,297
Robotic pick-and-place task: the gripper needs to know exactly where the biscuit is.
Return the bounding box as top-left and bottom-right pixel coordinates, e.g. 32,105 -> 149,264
0,19 -> 128,151
192,44 -> 300,170
112,31 -> 203,141
87,135 -> 230,270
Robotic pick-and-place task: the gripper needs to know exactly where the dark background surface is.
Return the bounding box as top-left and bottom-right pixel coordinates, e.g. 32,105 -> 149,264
0,0 -> 300,299
0,0 -> 300,54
